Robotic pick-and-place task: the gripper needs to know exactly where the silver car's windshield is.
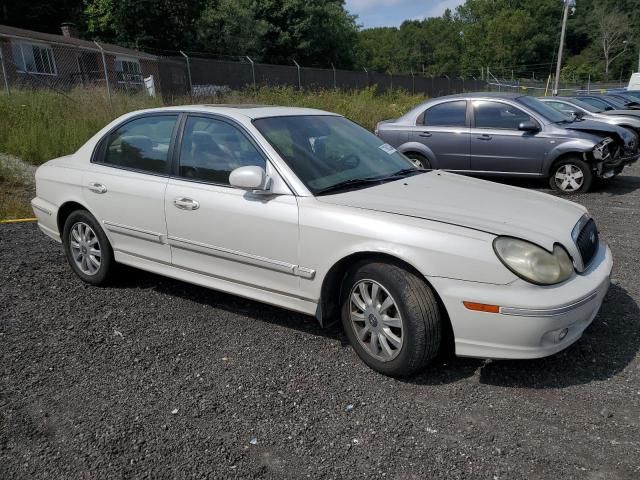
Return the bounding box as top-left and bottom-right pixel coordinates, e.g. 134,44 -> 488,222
253,115 -> 419,195
517,96 -> 572,123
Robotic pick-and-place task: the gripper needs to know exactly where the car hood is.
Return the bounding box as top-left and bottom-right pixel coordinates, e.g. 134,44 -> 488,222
605,109 -> 640,118
563,118 -> 636,146
317,171 -> 586,251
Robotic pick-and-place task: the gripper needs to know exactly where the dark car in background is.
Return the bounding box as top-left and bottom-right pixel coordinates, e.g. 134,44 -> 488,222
376,93 -> 639,193
540,97 -> 640,134
577,95 -> 640,111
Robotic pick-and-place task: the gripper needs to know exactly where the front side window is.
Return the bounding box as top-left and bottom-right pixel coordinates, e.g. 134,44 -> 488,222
178,116 -> 265,185
102,115 -> 178,174
474,101 -> 533,129
11,41 -> 56,75
253,115 -> 417,195
422,101 -> 467,127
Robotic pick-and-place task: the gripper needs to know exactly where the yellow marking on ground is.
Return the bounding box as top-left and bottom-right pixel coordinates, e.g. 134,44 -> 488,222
0,218 -> 37,224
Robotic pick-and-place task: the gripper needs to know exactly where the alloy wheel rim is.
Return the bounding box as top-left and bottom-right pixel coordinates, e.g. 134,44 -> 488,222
70,222 -> 101,275
410,158 -> 424,168
349,279 -> 403,362
555,164 -> 584,191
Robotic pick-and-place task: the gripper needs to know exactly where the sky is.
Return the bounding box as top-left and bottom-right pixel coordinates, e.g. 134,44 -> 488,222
345,0 -> 465,28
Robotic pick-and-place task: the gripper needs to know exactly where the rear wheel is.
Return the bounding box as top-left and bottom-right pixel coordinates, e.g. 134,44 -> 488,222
404,152 -> 432,170
549,158 -> 593,193
62,210 -> 115,285
341,261 -> 442,377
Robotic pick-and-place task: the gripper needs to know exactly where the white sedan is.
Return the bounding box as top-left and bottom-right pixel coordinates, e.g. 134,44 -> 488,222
32,105 -> 613,376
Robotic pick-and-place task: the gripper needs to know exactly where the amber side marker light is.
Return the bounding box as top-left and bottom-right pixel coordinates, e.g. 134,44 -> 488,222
463,302 -> 500,314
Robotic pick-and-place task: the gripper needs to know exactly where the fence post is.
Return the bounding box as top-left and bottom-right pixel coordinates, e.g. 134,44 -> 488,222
331,63 -> 337,89
0,44 -> 9,95
363,66 -> 369,87
411,70 -> 415,95
389,71 -> 393,91
293,60 -> 302,90
587,74 -> 591,94
94,41 -> 111,105
180,51 -> 193,99
246,56 -> 256,89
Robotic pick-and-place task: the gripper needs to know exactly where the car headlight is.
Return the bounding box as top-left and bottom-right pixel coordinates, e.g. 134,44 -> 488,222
493,237 -> 574,285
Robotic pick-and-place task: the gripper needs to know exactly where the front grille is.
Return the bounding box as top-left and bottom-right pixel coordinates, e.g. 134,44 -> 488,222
575,218 -> 599,268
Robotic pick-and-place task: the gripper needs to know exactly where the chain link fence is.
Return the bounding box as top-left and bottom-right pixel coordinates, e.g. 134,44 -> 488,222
1,31 -> 628,104
0,32 -> 489,104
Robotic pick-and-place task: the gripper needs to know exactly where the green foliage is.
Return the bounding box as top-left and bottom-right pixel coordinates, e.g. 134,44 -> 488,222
0,87 -> 423,166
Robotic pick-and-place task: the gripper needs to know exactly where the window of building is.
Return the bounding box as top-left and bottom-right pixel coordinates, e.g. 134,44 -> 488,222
11,41 -> 57,75
115,57 -> 143,84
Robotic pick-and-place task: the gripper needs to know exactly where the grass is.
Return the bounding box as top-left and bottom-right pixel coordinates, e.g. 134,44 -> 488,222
0,86 -> 425,218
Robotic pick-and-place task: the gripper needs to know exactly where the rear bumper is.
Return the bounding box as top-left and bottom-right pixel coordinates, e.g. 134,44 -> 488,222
31,197 -> 61,242
430,242 -> 613,359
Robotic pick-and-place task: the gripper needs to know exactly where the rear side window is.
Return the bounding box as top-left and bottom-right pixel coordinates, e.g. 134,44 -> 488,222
102,115 -> 178,174
422,101 -> 467,127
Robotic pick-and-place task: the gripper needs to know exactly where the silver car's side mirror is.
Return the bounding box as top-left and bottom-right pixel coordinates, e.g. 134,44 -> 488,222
229,165 -> 272,193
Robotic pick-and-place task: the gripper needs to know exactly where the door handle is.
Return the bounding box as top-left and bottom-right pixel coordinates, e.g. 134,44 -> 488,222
419,131 -> 432,137
173,197 -> 200,211
88,182 -> 107,194
477,134 -> 492,140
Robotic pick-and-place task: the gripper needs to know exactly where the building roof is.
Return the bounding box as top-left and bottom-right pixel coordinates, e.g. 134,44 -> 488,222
0,24 -> 158,61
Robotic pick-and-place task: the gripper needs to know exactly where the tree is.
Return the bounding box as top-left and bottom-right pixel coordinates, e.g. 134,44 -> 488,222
84,0 -> 204,50
590,7 -> 632,78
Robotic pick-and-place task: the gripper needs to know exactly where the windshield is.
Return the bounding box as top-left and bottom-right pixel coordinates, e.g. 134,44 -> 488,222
516,96 -> 572,123
604,96 -> 627,108
253,115 -> 419,195
567,98 -> 601,113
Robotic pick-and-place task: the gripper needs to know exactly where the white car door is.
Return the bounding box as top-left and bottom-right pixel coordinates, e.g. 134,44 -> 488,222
164,114 -> 301,296
83,114 -> 179,264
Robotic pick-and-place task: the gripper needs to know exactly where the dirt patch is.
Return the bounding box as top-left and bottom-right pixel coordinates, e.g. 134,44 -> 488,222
0,153 -> 36,219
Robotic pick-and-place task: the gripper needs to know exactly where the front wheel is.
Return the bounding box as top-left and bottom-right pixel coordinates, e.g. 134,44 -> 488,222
341,261 -> 442,377
549,158 -> 593,193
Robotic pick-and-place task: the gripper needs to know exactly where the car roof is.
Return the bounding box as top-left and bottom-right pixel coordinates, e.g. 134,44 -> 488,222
434,92 -> 524,100
126,104 -> 338,120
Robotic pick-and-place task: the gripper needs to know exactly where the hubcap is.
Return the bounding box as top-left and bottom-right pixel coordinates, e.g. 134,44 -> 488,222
349,279 -> 403,362
70,222 -> 101,275
410,158 -> 423,168
555,164 -> 584,191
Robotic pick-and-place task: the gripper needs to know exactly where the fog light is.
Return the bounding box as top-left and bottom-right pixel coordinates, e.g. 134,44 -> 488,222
557,328 -> 569,342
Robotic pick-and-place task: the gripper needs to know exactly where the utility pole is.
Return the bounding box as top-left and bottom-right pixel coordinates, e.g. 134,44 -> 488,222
553,0 -> 576,96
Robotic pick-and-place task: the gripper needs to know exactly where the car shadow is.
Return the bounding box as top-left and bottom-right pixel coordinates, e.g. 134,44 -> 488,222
110,267 -> 638,389
474,173 -> 640,196
110,265 -> 344,343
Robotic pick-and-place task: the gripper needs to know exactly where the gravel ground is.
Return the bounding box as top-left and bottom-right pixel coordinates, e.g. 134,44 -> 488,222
1,165 -> 639,479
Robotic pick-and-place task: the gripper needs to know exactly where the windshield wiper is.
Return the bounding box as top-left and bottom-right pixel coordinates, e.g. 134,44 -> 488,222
386,167 -> 425,178
315,177 -> 384,196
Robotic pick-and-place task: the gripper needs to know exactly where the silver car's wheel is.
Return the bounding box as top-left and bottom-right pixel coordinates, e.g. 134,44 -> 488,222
349,279 -> 403,362
554,164 -> 584,192
69,222 -> 101,275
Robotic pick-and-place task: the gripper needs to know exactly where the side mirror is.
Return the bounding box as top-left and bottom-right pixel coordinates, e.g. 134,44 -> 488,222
229,165 -> 271,192
518,120 -> 540,132
571,111 -> 584,119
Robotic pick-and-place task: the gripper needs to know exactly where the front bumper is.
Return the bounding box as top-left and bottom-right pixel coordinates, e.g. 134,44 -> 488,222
599,152 -> 640,177
429,241 -> 613,359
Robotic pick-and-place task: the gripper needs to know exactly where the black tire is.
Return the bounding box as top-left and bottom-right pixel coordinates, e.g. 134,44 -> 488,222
62,209 -> 115,286
340,261 -> 442,377
549,157 -> 593,194
404,152 -> 432,170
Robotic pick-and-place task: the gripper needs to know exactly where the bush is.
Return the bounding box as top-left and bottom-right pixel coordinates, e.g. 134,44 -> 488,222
0,86 -> 425,165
